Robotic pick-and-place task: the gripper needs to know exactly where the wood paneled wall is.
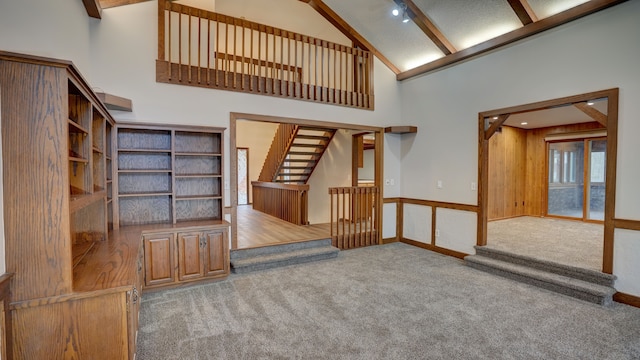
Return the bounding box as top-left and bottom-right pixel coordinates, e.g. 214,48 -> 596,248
488,126 -> 527,220
488,122 -> 605,220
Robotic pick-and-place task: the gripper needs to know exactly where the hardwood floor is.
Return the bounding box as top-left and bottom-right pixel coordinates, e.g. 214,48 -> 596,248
237,205 -> 330,249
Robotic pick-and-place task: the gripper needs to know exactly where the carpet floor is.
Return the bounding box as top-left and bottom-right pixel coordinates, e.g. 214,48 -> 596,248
487,216 -> 603,270
137,243 -> 640,360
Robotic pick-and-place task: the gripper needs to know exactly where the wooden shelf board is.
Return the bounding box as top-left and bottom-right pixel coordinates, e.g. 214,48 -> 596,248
175,174 -> 221,178
175,152 -> 222,157
92,147 -> 103,154
69,156 -> 89,163
68,119 -> 90,134
70,190 -> 106,213
118,192 -> 172,198
118,148 -> 171,153
384,126 -> 418,134
106,155 -> 112,160
118,169 -> 172,173
107,198 -> 113,204
96,92 -> 132,112
176,195 -> 222,201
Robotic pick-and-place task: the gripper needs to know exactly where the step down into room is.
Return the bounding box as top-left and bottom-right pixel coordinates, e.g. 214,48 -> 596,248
464,246 -> 616,306
230,238 -> 339,274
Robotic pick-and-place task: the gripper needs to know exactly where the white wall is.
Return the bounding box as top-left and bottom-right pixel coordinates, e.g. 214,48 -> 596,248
358,149 -> 374,181
399,1 -> 640,296
235,120 -> 279,203
0,0 -> 93,77
307,129 -> 353,224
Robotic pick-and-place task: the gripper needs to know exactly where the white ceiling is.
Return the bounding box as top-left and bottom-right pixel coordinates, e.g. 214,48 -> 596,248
320,0 -> 605,74
505,98 -> 608,129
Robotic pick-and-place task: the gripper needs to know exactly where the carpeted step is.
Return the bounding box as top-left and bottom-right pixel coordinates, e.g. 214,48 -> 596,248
231,239 -> 339,274
465,255 -> 615,306
474,246 -> 616,286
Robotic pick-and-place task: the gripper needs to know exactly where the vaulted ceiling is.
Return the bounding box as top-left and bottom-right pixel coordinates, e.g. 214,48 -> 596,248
85,0 -> 627,80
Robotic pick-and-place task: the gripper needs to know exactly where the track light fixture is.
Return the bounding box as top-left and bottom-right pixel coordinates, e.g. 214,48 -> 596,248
392,3 -> 410,24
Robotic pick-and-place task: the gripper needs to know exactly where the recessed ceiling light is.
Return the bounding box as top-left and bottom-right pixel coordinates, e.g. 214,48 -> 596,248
392,8 -> 399,16
521,122 -> 528,125
492,116 -> 498,120
587,101 -> 595,106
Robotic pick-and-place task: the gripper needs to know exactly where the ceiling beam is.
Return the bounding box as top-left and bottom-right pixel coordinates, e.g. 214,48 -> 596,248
398,0 -> 628,81
299,0 -> 400,74
99,0 -> 152,10
393,0 -> 456,55
82,0 -> 102,19
485,114 -> 510,140
574,102 -> 608,127
507,0 -> 538,25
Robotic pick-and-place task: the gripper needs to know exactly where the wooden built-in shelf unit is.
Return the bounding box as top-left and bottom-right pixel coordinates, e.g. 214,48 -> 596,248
0,51 -> 229,359
114,124 -> 224,226
0,51 -> 140,359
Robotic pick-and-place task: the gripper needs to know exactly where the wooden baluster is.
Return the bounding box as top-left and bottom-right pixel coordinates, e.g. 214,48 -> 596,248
307,37 -> 312,99
206,14 -> 210,84
224,20 -> 229,87
197,10 -> 202,83
188,7 -> 192,81
233,19 -> 237,89
258,26 -> 262,93
250,25 -> 254,91
215,17 -> 219,86
178,6 -> 182,81
158,0 -> 166,61
280,30 -> 284,96
241,22 -> 245,91
167,5 -> 172,79
272,28 -> 276,94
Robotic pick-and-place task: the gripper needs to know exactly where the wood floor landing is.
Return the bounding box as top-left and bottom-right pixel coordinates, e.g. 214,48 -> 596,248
237,205 -> 330,249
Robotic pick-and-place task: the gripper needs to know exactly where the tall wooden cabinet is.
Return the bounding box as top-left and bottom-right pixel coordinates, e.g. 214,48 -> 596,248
0,52 -> 139,359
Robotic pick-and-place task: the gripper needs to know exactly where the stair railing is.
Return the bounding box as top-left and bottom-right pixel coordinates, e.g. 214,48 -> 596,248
329,186 -> 380,249
258,123 -> 298,182
157,0 -> 374,109
251,181 -> 309,225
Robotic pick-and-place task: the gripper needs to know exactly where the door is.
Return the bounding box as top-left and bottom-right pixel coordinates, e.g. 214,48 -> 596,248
143,233 -> 175,286
203,229 -> 229,277
547,138 -> 606,222
177,232 -> 204,281
237,148 -> 249,205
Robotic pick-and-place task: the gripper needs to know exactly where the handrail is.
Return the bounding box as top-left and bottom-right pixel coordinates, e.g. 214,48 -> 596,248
157,0 -> 374,109
329,186 -> 380,249
258,124 -> 298,181
252,181 -> 309,225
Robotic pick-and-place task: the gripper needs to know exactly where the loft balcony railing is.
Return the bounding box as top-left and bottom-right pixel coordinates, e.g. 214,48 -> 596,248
156,0 -> 374,109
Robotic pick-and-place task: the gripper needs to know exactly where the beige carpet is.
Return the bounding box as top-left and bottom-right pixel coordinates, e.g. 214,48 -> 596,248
137,243 -> 640,359
487,216 -> 603,271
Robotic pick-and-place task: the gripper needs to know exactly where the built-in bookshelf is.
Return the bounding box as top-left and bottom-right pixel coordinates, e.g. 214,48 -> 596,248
115,125 -> 224,227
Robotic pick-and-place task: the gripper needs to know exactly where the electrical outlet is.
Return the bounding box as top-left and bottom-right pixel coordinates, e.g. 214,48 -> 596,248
471,182 -> 477,191
390,179 -> 395,185
385,179 -> 390,185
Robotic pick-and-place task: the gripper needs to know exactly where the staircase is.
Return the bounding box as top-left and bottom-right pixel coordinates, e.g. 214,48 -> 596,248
465,246 -> 616,305
272,126 -> 336,184
230,239 -> 340,274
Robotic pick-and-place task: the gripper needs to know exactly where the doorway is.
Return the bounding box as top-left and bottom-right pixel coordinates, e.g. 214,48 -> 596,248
229,113 -> 384,250
478,88 -> 619,274
547,138 -> 606,222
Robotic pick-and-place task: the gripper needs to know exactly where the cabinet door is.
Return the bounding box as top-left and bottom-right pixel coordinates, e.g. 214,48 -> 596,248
143,233 -> 175,287
203,229 -> 229,277
177,232 -> 205,281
